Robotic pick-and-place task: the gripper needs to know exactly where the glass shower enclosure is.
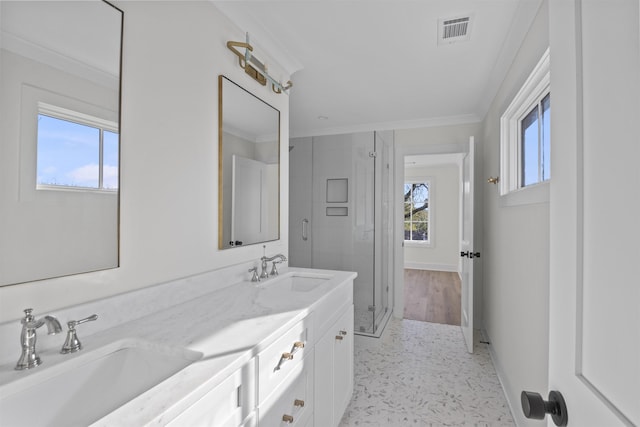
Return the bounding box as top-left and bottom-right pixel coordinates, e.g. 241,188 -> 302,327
289,131 -> 393,337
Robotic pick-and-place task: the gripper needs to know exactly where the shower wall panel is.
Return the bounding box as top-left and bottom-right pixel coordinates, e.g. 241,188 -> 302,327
289,131 -> 393,336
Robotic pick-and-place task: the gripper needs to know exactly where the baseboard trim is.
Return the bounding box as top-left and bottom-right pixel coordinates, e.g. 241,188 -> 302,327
404,262 -> 459,272
481,329 -> 520,426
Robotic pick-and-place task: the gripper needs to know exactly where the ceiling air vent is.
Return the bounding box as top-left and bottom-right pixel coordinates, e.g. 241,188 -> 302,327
438,16 -> 472,45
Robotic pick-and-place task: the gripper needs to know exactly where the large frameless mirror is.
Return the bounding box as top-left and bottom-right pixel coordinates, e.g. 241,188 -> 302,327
218,76 -> 280,249
0,0 -> 123,285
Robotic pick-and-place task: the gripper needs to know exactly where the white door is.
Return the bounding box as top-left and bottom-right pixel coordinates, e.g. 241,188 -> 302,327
548,0 -> 639,425
232,155 -> 263,245
460,137 -> 475,354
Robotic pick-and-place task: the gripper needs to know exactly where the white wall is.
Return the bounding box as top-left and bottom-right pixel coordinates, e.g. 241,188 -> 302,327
480,1 -> 549,424
0,1 -> 290,323
404,164 -> 460,272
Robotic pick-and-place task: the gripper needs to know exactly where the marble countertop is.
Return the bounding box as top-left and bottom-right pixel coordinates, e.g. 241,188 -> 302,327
0,267 -> 356,426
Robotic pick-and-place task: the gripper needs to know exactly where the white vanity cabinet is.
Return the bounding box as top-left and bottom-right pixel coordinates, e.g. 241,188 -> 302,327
158,272 -> 354,427
314,303 -> 354,427
166,360 -> 256,427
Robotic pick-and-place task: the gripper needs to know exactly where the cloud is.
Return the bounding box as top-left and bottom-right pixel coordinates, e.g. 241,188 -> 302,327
103,165 -> 119,189
67,164 -> 99,187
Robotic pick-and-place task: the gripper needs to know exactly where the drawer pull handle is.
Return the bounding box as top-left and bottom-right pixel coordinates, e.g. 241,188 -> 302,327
294,399 -> 305,407
282,352 -> 294,360
283,414 -> 294,423
275,341 -> 306,371
275,352 -> 294,371
335,335 -> 344,341
339,330 -> 347,336
286,341 -> 305,359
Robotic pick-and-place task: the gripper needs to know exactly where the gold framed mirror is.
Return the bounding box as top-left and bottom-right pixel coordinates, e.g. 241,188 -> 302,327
0,0 -> 123,286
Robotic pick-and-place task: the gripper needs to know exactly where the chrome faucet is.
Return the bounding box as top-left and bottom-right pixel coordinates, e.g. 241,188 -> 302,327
15,308 -> 62,370
260,253 -> 287,279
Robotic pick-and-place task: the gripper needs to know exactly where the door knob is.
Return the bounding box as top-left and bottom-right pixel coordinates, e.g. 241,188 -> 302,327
460,251 -> 469,258
469,252 -> 481,258
521,390 -> 568,426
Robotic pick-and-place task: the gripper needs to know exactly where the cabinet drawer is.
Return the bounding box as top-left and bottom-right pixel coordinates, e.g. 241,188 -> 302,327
259,352 -> 314,427
258,318 -> 309,403
168,361 -> 255,427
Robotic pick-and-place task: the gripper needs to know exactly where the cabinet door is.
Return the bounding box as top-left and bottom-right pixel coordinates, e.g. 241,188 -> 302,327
167,361 -> 255,427
314,328 -> 334,427
314,304 -> 354,427
333,304 -> 354,421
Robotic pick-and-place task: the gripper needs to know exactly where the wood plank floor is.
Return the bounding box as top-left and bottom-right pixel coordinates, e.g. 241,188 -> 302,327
403,269 -> 461,326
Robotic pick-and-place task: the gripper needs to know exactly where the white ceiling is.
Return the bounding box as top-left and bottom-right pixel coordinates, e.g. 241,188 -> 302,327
214,0 -> 543,138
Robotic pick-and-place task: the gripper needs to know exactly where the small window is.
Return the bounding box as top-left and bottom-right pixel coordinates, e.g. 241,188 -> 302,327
36,104 -> 119,191
404,181 -> 430,243
521,92 -> 550,187
500,48 -> 550,201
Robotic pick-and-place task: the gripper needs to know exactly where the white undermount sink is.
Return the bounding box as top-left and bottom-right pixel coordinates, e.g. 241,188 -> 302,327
259,271 -> 332,292
0,339 -> 202,427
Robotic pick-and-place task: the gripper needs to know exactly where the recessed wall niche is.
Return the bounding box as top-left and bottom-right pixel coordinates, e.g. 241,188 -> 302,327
326,178 -> 348,203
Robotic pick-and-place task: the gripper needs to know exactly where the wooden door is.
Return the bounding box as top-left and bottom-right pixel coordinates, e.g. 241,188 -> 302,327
547,0 -> 639,425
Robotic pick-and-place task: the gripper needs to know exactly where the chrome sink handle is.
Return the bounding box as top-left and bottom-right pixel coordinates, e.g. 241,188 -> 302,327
61,314 -> 98,354
248,267 -> 260,282
270,260 -> 283,276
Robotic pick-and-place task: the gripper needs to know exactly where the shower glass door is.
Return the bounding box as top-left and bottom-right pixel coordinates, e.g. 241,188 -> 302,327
373,131 -> 393,334
289,131 -> 392,336
310,132 -> 376,334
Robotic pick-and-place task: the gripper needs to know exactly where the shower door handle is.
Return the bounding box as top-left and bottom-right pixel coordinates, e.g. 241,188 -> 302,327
302,219 -> 309,241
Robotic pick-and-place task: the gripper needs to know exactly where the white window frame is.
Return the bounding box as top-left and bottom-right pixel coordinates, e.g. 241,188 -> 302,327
403,178 -> 433,247
36,102 -> 119,192
500,47 -> 550,205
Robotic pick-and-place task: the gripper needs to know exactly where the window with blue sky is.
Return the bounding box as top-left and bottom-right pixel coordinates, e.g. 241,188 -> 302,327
521,93 -> 550,187
37,113 -> 118,190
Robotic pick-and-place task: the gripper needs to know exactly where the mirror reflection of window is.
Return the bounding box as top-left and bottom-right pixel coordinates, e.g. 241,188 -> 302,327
0,0 -> 123,286
37,111 -> 119,191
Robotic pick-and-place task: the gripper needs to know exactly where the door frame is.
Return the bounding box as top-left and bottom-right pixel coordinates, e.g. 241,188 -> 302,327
392,140 -> 470,320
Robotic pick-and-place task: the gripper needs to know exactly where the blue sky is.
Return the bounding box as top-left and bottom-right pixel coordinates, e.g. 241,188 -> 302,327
37,114 -> 118,189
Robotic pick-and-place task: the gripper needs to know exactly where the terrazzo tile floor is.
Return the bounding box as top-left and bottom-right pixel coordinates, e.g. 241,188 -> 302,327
339,318 -> 515,426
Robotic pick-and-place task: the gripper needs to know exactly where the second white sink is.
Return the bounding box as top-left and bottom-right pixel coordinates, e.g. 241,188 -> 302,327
0,339 -> 202,427
259,271 -> 332,292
